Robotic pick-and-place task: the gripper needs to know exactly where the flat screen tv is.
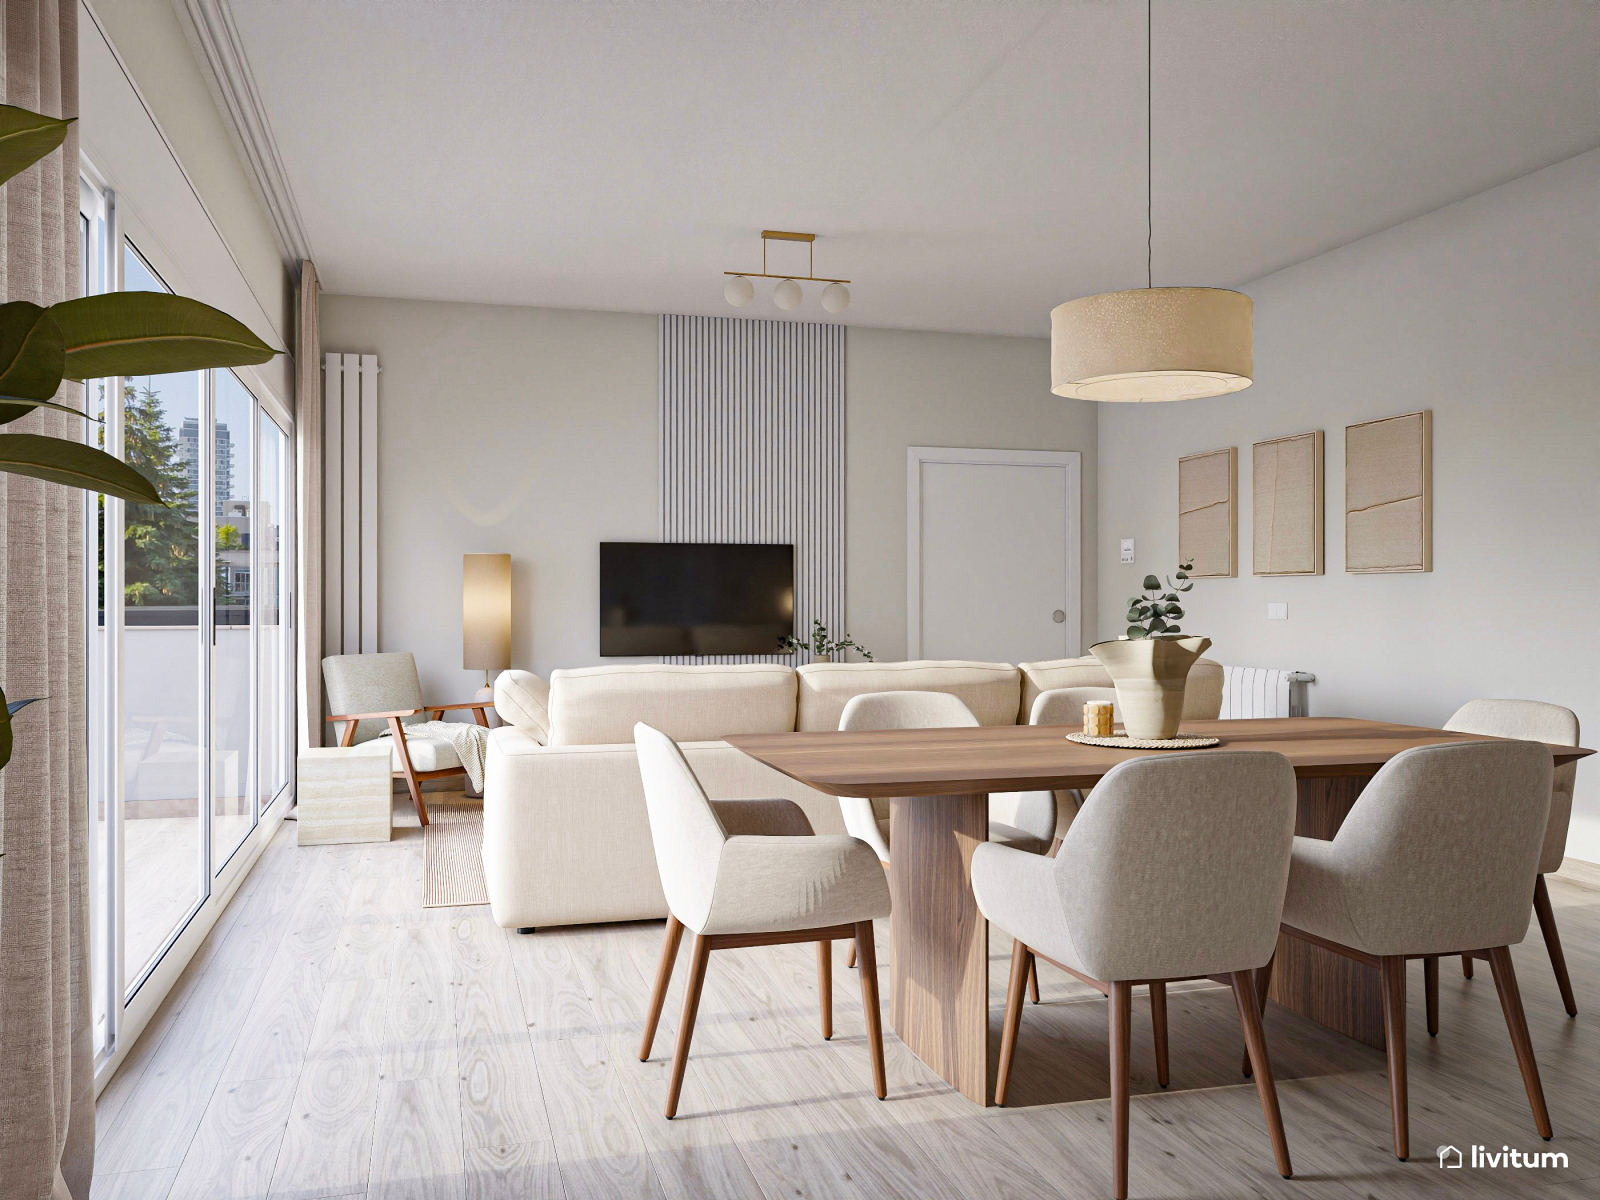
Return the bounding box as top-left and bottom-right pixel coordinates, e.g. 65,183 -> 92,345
599,542 -> 795,656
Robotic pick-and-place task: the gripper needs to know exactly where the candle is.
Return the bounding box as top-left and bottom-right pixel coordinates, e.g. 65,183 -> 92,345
1084,701 -> 1114,738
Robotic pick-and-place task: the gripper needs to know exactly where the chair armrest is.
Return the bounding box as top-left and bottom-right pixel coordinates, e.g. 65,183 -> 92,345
710,798 -> 814,837
326,708 -> 422,722
423,700 -> 493,726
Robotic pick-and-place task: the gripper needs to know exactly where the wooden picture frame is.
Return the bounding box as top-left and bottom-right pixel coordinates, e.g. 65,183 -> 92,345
1253,431 -> 1324,576
1345,410 -> 1432,573
1178,447 -> 1237,578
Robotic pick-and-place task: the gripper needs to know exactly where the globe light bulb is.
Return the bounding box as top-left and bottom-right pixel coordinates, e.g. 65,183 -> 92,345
724,275 -> 754,307
773,278 -> 802,310
821,282 -> 850,313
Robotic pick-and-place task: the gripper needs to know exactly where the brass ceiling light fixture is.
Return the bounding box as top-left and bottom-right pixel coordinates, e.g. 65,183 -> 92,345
1050,0 -> 1253,402
725,230 -> 851,313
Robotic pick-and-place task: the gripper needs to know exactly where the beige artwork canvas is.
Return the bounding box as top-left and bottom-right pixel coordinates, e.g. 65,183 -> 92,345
1178,446 -> 1237,578
1253,431 -> 1324,575
1346,410 -> 1432,573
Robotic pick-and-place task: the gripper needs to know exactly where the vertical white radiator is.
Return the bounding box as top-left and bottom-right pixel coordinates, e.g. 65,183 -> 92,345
1221,666 -> 1316,719
322,352 -> 379,659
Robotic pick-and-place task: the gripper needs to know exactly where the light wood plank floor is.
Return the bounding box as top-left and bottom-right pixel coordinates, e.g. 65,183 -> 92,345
93,798 -> 1600,1199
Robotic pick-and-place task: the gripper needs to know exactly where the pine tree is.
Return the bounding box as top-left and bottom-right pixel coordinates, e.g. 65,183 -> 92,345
122,382 -> 200,607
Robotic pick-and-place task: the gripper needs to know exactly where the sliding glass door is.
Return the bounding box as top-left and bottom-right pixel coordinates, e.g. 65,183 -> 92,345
82,173 -> 295,1063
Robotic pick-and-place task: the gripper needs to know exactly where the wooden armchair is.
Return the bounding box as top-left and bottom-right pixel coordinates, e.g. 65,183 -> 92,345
321,652 -> 490,826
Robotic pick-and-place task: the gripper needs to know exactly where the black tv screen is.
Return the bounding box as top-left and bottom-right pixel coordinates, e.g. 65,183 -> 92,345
600,542 -> 795,656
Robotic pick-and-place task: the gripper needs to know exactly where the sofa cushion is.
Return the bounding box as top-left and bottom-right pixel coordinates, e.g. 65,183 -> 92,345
796,660 -> 1021,731
493,669 -> 551,742
547,663 -> 796,746
1019,654 -> 1225,721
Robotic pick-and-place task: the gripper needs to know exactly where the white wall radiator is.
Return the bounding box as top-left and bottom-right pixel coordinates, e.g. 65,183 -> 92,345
1220,666 -> 1316,719
323,352 -> 379,659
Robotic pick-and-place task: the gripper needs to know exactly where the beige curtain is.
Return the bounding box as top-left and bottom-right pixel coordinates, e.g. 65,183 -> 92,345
0,2 -> 96,1198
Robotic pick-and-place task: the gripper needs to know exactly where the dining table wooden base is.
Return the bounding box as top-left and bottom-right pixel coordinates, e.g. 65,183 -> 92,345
888,792 -> 992,1105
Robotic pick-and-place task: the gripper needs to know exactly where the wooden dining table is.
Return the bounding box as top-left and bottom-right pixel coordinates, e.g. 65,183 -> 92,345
726,716 -> 1593,1106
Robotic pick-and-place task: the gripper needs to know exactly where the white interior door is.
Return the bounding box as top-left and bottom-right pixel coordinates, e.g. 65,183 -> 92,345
908,448 -> 1080,663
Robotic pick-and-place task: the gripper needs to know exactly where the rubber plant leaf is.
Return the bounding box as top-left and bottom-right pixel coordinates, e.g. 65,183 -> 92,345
49,293 -> 277,381
0,686 -> 41,772
0,104 -> 74,187
0,301 -> 67,422
0,433 -> 163,504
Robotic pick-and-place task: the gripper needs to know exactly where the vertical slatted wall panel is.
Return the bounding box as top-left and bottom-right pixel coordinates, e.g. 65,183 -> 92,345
322,352 -> 381,662
659,315 -> 845,665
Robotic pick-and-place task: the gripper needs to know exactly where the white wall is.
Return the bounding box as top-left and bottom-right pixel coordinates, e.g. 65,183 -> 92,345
1097,148 -> 1600,861
848,328 -> 1098,660
318,299 -> 1099,700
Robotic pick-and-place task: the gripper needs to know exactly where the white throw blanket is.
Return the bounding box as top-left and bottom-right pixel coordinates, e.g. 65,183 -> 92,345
380,719 -> 490,791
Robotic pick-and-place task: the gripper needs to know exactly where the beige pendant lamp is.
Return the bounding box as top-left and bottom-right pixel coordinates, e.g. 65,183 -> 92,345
1051,2 -> 1253,403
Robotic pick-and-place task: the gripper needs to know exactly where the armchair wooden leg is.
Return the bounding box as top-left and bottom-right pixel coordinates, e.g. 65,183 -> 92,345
1150,981 -> 1169,1089
387,716 -> 430,826
665,935 -> 711,1119
1380,955 -> 1409,1161
1027,954 -> 1041,1005
846,940 -> 856,969
1109,981 -> 1132,1200
817,940 -> 834,1040
996,940 -> 1031,1106
1486,945 -> 1554,1139
640,915 -> 683,1062
1231,970 -> 1292,1179
1533,875 -> 1578,1017
1424,957 -> 1439,1037
1242,954 -> 1274,1077
854,920 -> 887,1100
1462,953 -> 1473,979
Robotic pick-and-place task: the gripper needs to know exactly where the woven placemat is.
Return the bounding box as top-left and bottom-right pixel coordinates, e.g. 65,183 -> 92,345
1066,733 -> 1221,750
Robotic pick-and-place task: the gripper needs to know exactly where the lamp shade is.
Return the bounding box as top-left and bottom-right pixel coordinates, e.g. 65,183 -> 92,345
1050,287 -> 1253,402
463,553 -> 512,671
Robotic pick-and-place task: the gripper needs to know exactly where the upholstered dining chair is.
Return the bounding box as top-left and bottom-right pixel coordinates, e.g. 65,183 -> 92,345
835,690 -> 1057,996
633,722 -> 891,1118
1027,685 -> 1120,844
972,750 -> 1299,1200
1278,739 -> 1555,1161
322,652 -> 490,826
1442,699 -> 1580,1017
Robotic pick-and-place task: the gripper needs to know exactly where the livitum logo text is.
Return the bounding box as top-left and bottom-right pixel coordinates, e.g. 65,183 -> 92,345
1436,1144 -> 1568,1170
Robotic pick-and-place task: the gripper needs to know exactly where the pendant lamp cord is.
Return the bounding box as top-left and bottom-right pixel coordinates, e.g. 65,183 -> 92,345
1146,0 -> 1153,289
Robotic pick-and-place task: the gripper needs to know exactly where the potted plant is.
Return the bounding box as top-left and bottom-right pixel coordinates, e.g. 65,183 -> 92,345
778,619 -> 874,663
0,103 -> 278,774
1089,560 -> 1210,739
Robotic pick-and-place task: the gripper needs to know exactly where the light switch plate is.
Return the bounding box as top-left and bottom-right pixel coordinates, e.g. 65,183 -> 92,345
1268,603 -> 1288,620
1120,538 -> 1135,564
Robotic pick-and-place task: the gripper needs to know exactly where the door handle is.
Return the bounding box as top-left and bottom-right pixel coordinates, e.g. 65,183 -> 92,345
1052,610 -> 1066,624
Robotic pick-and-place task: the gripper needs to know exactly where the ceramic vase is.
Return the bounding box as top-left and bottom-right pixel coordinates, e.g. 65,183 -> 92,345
1088,635 -> 1212,740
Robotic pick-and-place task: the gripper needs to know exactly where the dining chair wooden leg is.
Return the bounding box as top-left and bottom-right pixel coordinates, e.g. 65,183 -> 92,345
1150,981 -> 1169,1089
1027,954 -> 1040,1005
1380,955 -> 1409,1160
846,940 -> 857,969
854,920 -> 888,1100
1486,945 -> 1554,1139
1241,954 -> 1274,1078
996,939 -> 1031,1106
1462,953 -> 1473,979
1533,875 -> 1578,1017
1424,956 -> 1439,1037
1230,970 -> 1293,1178
1109,981 -> 1132,1200
665,935 -> 712,1119
817,940 -> 834,1040
640,914 -> 684,1061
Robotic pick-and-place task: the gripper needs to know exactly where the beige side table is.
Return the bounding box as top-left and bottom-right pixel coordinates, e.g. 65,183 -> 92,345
297,742 -> 393,845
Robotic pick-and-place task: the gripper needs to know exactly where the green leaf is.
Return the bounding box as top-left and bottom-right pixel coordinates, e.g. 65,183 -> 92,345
0,302 -> 67,421
1141,575 -> 1161,591
1125,626 -> 1148,639
1148,616 -> 1168,632
0,686 -> 41,771
49,293 -> 278,381
1164,603 -> 1184,617
0,105 -> 74,188
0,433 -> 163,503
1174,570 -> 1188,581
0,394 -> 99,423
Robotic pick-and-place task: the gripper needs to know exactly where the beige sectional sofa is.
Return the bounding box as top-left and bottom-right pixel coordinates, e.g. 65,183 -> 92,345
481,655 -> 1224,931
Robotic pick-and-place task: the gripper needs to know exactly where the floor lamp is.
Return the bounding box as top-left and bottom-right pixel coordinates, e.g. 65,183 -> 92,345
463,553 -> 512,729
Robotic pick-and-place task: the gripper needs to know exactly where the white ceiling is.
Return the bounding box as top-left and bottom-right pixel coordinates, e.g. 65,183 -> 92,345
227,0 -> 1600,337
